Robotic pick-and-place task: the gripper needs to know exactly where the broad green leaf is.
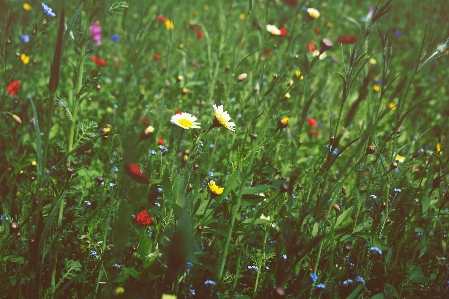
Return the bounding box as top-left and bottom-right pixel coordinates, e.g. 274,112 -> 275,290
242,185 -> 272,195
335,206 -> 354,230
123,267 -> 140,280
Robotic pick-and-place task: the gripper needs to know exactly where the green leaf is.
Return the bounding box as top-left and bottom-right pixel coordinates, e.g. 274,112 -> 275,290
123,267 -> 140,280
242,185 -> 272,195
138,229 -> 152,268
335,206 -> 354,230
346,284 -> 363,299
173,174 -> 186,208
28,96 -> 43,178
384,283 -> 399,298
370,294 -> 384,299
223,170 -> 241,198
162,174 -> 173,203
63,3 -> 83,49
2,256 -> 25,265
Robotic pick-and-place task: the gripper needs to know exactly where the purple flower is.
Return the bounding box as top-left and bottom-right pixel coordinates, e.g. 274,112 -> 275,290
395,30 -> 403,37
111,34 -> 120,42
41,3 -> 56,17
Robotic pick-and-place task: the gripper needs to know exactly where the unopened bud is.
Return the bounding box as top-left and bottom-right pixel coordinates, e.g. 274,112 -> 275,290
11,114 -> 22,123
320,38 -> 333,52
366,145 -> 376,154
332,203 -> 340,212
237,73 -> 247,82
277,117 -> 289,129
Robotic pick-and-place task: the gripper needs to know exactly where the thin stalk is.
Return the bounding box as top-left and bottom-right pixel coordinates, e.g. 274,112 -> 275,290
253,227 -> 269,298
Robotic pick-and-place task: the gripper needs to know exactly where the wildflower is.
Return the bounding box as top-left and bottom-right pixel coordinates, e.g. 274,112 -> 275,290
338,35 -> 358,44
165,20 -> 174,30
394,188 -> 401,193
395,154 -> 405,162
369,246 -> 382,256
266,24 -> 281,35
23,3 -> 32,10
139,125 -> 154,141
41,3 -> 56,17
136,210 -> 153,226
239,13 -> 245,20
21,54 -> 30,64
264,48 -> 271,56
277,117 -> 289,130
279,28 -> 288,36
307,8 -> 320,19
211,105 -> 236,131
312,50 -> 320,57
208,180 -> 224,196
437,142 -> 442,154
260,214 -> 271,221
310,129 -> 320,136
310,273 -> 318,282
307,43 -> 316,52
388,102 -> 396,110
170,112 -> 201,129
197,30 -> 203,39
89,22 -> 102,46
110,34 -> 120,42
366,145 -> 376,154
355,276 -> 365,285
7,81 -> 20,96
314,27 -> 321,34
204,280 -> 216,287
320,38 -> 333,51
153,53 -> 161,60
307,117 -> 318,127
92,55 -> 106,67
373,85 -> 380,92
295,70 -> 303,79
158,138 -> 164,145
316,283 -> 326,290
21,34 -> 30,43
369,58 -> 377,64
156,15 -> 168,22
124,162 -> 150,184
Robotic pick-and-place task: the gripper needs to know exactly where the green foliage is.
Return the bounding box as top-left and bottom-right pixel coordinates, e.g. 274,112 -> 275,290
0,0 -> 448,298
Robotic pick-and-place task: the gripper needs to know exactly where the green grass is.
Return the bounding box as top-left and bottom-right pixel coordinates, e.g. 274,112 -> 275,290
0,0 -> 448,298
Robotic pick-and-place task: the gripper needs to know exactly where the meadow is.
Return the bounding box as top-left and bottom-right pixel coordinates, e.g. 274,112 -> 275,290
0,0 -> 448,298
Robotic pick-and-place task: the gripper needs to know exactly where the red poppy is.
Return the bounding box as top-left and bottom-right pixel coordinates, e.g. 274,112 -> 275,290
307,117 -> 318,126
7,81 -> 21,96
124,162 -> 150,184
175,110 -> 182,115
156,15 -> 168,22
92,55 -> 106,67
136,210 -> 153,226
338,35 -> 358,44
154,53 -> 161,60
197,30 -> 203,40
310,129 -> 320,136
190,24 -> 199,31
158,138 -> 164,145
284,0 -> 297,6
141,117 -> 150,126
306,43 -> 316,52
279,28 -> 288,36
314,28 -> 321,34
264,48 -> 271,56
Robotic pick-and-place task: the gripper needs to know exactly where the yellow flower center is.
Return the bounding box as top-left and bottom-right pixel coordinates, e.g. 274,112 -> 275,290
178,118 -> 194,128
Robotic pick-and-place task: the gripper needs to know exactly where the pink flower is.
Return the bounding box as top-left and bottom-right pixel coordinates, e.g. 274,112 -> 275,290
89,23 -> 102,46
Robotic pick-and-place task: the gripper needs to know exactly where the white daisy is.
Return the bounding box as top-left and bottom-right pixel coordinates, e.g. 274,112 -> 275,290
212,105 -> 236,132
266,24 -> 281,36
170,112 -> 201,129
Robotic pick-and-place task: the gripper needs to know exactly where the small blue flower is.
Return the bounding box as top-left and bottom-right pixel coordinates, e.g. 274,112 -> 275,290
310,273 -> 318,282
355,276 -> 365,285
159,145 -> 169,153
186,262 -> 193,268
316,283 -> 326,290
90,250 -> 99,259
21,34 -> 30,43
248,265 -> 258,271
190,289 -> 196,295
369,246 -> 382,256
41,3 -> 56,17
111,35 -> 120,42
112,263 -> 121,269
204,280 -> 216,287
394,188 -> 401,193
369,194 -> 377,200
209,172 -> 214,178
282,254 -> 287,260
342,279 -> 353,286
395,30 -> 403,37
150,150 -> 157,156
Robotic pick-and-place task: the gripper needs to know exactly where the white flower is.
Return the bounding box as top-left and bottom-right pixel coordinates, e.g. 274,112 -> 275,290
307,8 -> 320,19
260,214 -> 271,221
266,24 -> 281,35
212,105 -> 236,131
170,112 -> 201,129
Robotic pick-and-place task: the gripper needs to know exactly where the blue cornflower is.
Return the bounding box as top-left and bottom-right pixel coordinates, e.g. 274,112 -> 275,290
369,246 -> 382,256
204,280 -> 216,287
111,35 -> 120,42
41,3 -> 56,17
21,34 -> 30,43
355,276 -> 365,285
310,273 -> 318,282
316,283 -> 326,290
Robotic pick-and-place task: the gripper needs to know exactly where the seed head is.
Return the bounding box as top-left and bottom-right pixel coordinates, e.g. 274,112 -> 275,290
237,73 -> 247,82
